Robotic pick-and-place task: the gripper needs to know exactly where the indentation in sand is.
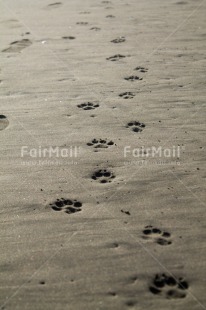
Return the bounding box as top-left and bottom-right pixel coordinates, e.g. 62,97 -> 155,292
119,92 -> 135,99
106,54 -> 126,61
134,66 -> 148,73
2,39 -> 32,53
91,169 -> 115,183
111,37 -> 125,43
77,102 -> 99,110
0,115 -> 9,131
50,198 -> 83,214
126,121 -> 145,133
149,273 -> 189,298
48,2 -> 62,8
142,225 -> 172,246
87,138 -> 114,149
124,76 -> 143,81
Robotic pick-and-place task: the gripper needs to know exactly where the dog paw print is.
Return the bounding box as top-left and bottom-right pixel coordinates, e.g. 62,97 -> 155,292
62,36 -> 75,40
134,66 -> 148,73
126,121 -> 145,133
77,102 -> 99,110
21,31 -> 30,37
90,27 -> 101,31
0,115 -> 9,131
50,198 -> 83,214
111,36 -> 125,43
149,273 -> 189,299
87,138 -> 114,148
48,2 -> 62,8
91,169 -> 115,183
2,39 -> 32,53
106,54 -> 126,61
119,92 -> 135,99
176,1 -> 188,5
124,76 -> 143,81
142,226 -> 172,245
76,22 -> 88,25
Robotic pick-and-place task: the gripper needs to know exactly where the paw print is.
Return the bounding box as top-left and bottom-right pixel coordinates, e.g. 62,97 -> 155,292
106,54 -> 126,61
0,115 -> 9,131
119,92 -> 135,99
87,138 -> 114,148
48,2 -> 62,8
91,169 -> 115,183
90,27 -> 101,31
124,76 -> 143,81
126,121 -> 145,133
134,66 -> 148,73
79,11 -> 90,14
2,39 -> 32,53
76,22 -> 88,25
50,198 -> 83,214
62,36 -> 75,40
149,273 -> 189,299
142,225 -> 172,245
111,36 -> 125,43
77,102 -> 99,110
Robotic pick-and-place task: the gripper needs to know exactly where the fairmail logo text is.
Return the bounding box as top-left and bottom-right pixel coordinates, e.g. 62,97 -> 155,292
21,146 -> 80,158
124,146 -> 183,158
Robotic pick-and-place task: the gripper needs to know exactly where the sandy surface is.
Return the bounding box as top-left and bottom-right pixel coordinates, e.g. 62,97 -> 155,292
0,0 -> 206,309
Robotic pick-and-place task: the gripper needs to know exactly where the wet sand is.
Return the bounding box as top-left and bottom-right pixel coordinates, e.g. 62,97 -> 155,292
0,0 -> 206,309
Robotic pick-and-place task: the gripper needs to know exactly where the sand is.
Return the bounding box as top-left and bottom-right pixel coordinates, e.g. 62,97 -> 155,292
0,0 -> 206,309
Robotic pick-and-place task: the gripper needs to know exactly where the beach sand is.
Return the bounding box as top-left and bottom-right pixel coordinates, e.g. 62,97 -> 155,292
0,0 -> 206,309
